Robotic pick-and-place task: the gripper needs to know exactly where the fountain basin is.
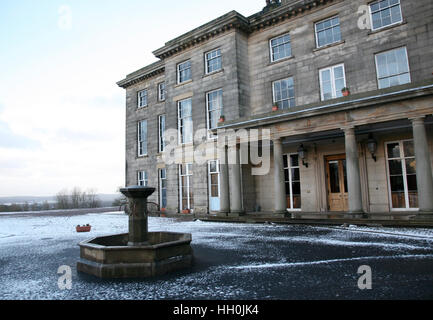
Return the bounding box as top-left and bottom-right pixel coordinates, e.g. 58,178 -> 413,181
77,232 -> 193,278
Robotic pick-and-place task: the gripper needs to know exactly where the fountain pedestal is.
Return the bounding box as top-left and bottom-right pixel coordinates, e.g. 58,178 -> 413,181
77,186 -> 193,278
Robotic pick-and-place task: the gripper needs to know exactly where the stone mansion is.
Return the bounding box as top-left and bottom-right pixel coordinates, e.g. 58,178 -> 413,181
117,0 -> 433,219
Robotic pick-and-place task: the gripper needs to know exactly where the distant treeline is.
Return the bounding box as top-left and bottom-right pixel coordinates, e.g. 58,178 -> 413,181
0,187 -> 106,213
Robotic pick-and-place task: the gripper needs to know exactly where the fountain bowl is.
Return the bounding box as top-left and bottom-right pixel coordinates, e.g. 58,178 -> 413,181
77,232 -> 193,278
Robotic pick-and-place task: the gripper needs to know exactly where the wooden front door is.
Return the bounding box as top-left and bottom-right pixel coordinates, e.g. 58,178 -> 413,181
325,155 -> 349,212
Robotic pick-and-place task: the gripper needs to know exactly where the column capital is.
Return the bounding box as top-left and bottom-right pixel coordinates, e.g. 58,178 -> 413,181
342,126 -> 356,134
273,138 -> 282,145
410,116 -> 426,125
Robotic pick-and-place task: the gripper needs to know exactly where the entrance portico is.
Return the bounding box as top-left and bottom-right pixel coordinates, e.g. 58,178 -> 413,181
217,82 -> 433,220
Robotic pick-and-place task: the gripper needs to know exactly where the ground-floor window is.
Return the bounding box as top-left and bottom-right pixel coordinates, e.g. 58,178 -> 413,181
179,163 -> 194,210
208,160 -> 220,211
159,168 -> 167,209
386,139 -> 418,210
283,154 -> 301,210
138,171 -> 148,187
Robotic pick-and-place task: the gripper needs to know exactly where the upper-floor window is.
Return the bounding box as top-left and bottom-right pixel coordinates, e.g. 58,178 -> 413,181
369,0 -> 403,31
177,60 -> 191,84
270,33 -> 292,62
315,16 -> 341,48
272,77 -> 295,110
375,47 -> 411,89
158,114 -> 166,153
138,171 -> 148,187
206,89 -> 223,139
158,82 -> 166,101
138,120 -> 147,156
319,64 -> 346,101
138,89 -> 148,108
178,98 -> 193,145
205,49 -> 222,74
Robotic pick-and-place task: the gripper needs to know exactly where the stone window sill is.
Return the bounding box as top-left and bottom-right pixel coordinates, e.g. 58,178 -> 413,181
203,68 -> 224,78
174,79 -> 193,88
268,55 -> 295,66
313,40 -> 345,53
368,21 -> 407,35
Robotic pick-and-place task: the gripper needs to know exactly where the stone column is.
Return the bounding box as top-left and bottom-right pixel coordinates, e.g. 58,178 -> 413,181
273,138 -> 286,214
120,186 -> 155,246
219,145 -> 230,215
229,145 -> 244,215
411,117 -> 433,214
344,127 -> 363,214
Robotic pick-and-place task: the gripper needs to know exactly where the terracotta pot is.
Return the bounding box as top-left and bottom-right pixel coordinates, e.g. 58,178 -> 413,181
182,209 -> 190,214
218,117 -> 225,123
160,207 -> 166,212
76,226 -> 91,233
272,105 -> 279,111
342,90 -> 350,97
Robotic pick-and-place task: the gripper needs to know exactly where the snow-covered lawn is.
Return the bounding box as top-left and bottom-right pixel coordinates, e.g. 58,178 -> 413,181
0,212 -> 432,300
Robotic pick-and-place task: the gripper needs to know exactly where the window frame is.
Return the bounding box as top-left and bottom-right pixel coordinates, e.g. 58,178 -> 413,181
179,163 -> 194,210
385,139 -> 418,211
138,170 -> 148,187
158,114 -> 166,153
319,63 -> 347,101
272,77 -> 296,110
369,0 -> 403,31
137,89 -> 148,108
177,98 -> 193,145
158,82 -> 166,102
206,88 -> 223,139
269,32 -> 292,63
374,46 -> 411,89
177,60 -> 192,84
314,15 -> 342,48
137,120 -> 147,157
205,48 -> 222,74
283,153 -> 302,211
159,168 -> 167,209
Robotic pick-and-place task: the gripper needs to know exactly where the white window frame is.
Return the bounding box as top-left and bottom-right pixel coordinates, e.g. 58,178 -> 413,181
269,33 -> 292,63
385,139 -> 418,212
137,89 -> 148,108
158,114 -> 166,153
369,0 -> 403,31
272,77 -> 296,110
375,47 -> 411,89
137,120 -> 147,157
177,98 -> 193,145
205,48 -> 222,74
138,171 -> 148,187
159,168 -> 167,209
179,163 -> 193,210
206,89 -> 223,139
284,153 -> 302,211
177,60 -> 191,84
319,63 -> 347,101
314,15 -> 341,48
208,160 -> 221,209
158,82 -> 166,101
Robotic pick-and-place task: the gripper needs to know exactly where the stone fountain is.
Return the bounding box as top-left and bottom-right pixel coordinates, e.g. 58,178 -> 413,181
77,186 -> 193,278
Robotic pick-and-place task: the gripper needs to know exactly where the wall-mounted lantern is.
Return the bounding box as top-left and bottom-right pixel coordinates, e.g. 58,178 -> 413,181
297,144 -> 309,168
367,134 -> 378,162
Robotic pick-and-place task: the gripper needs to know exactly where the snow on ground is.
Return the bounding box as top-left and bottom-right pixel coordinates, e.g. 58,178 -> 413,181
0,212 -> 433,299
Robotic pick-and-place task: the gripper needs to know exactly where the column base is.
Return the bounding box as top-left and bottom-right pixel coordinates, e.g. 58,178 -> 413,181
217,211 -> 229,217
413,212 -> 433,220
228,210 -> 245,217
273,210 -> 287,216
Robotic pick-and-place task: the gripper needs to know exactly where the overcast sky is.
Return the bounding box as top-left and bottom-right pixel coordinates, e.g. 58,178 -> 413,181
0,0 -> 264,197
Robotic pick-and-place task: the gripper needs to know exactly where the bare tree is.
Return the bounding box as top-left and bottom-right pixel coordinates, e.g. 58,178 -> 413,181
70,187 -> 82,209
85,188 -> 101,208
56,189 -> 70,209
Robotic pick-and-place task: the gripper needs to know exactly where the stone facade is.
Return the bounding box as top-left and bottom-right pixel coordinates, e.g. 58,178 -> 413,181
118,0 -> 433,218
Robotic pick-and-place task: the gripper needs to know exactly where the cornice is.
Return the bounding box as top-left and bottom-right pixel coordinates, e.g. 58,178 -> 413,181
117,61 -> 165,89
